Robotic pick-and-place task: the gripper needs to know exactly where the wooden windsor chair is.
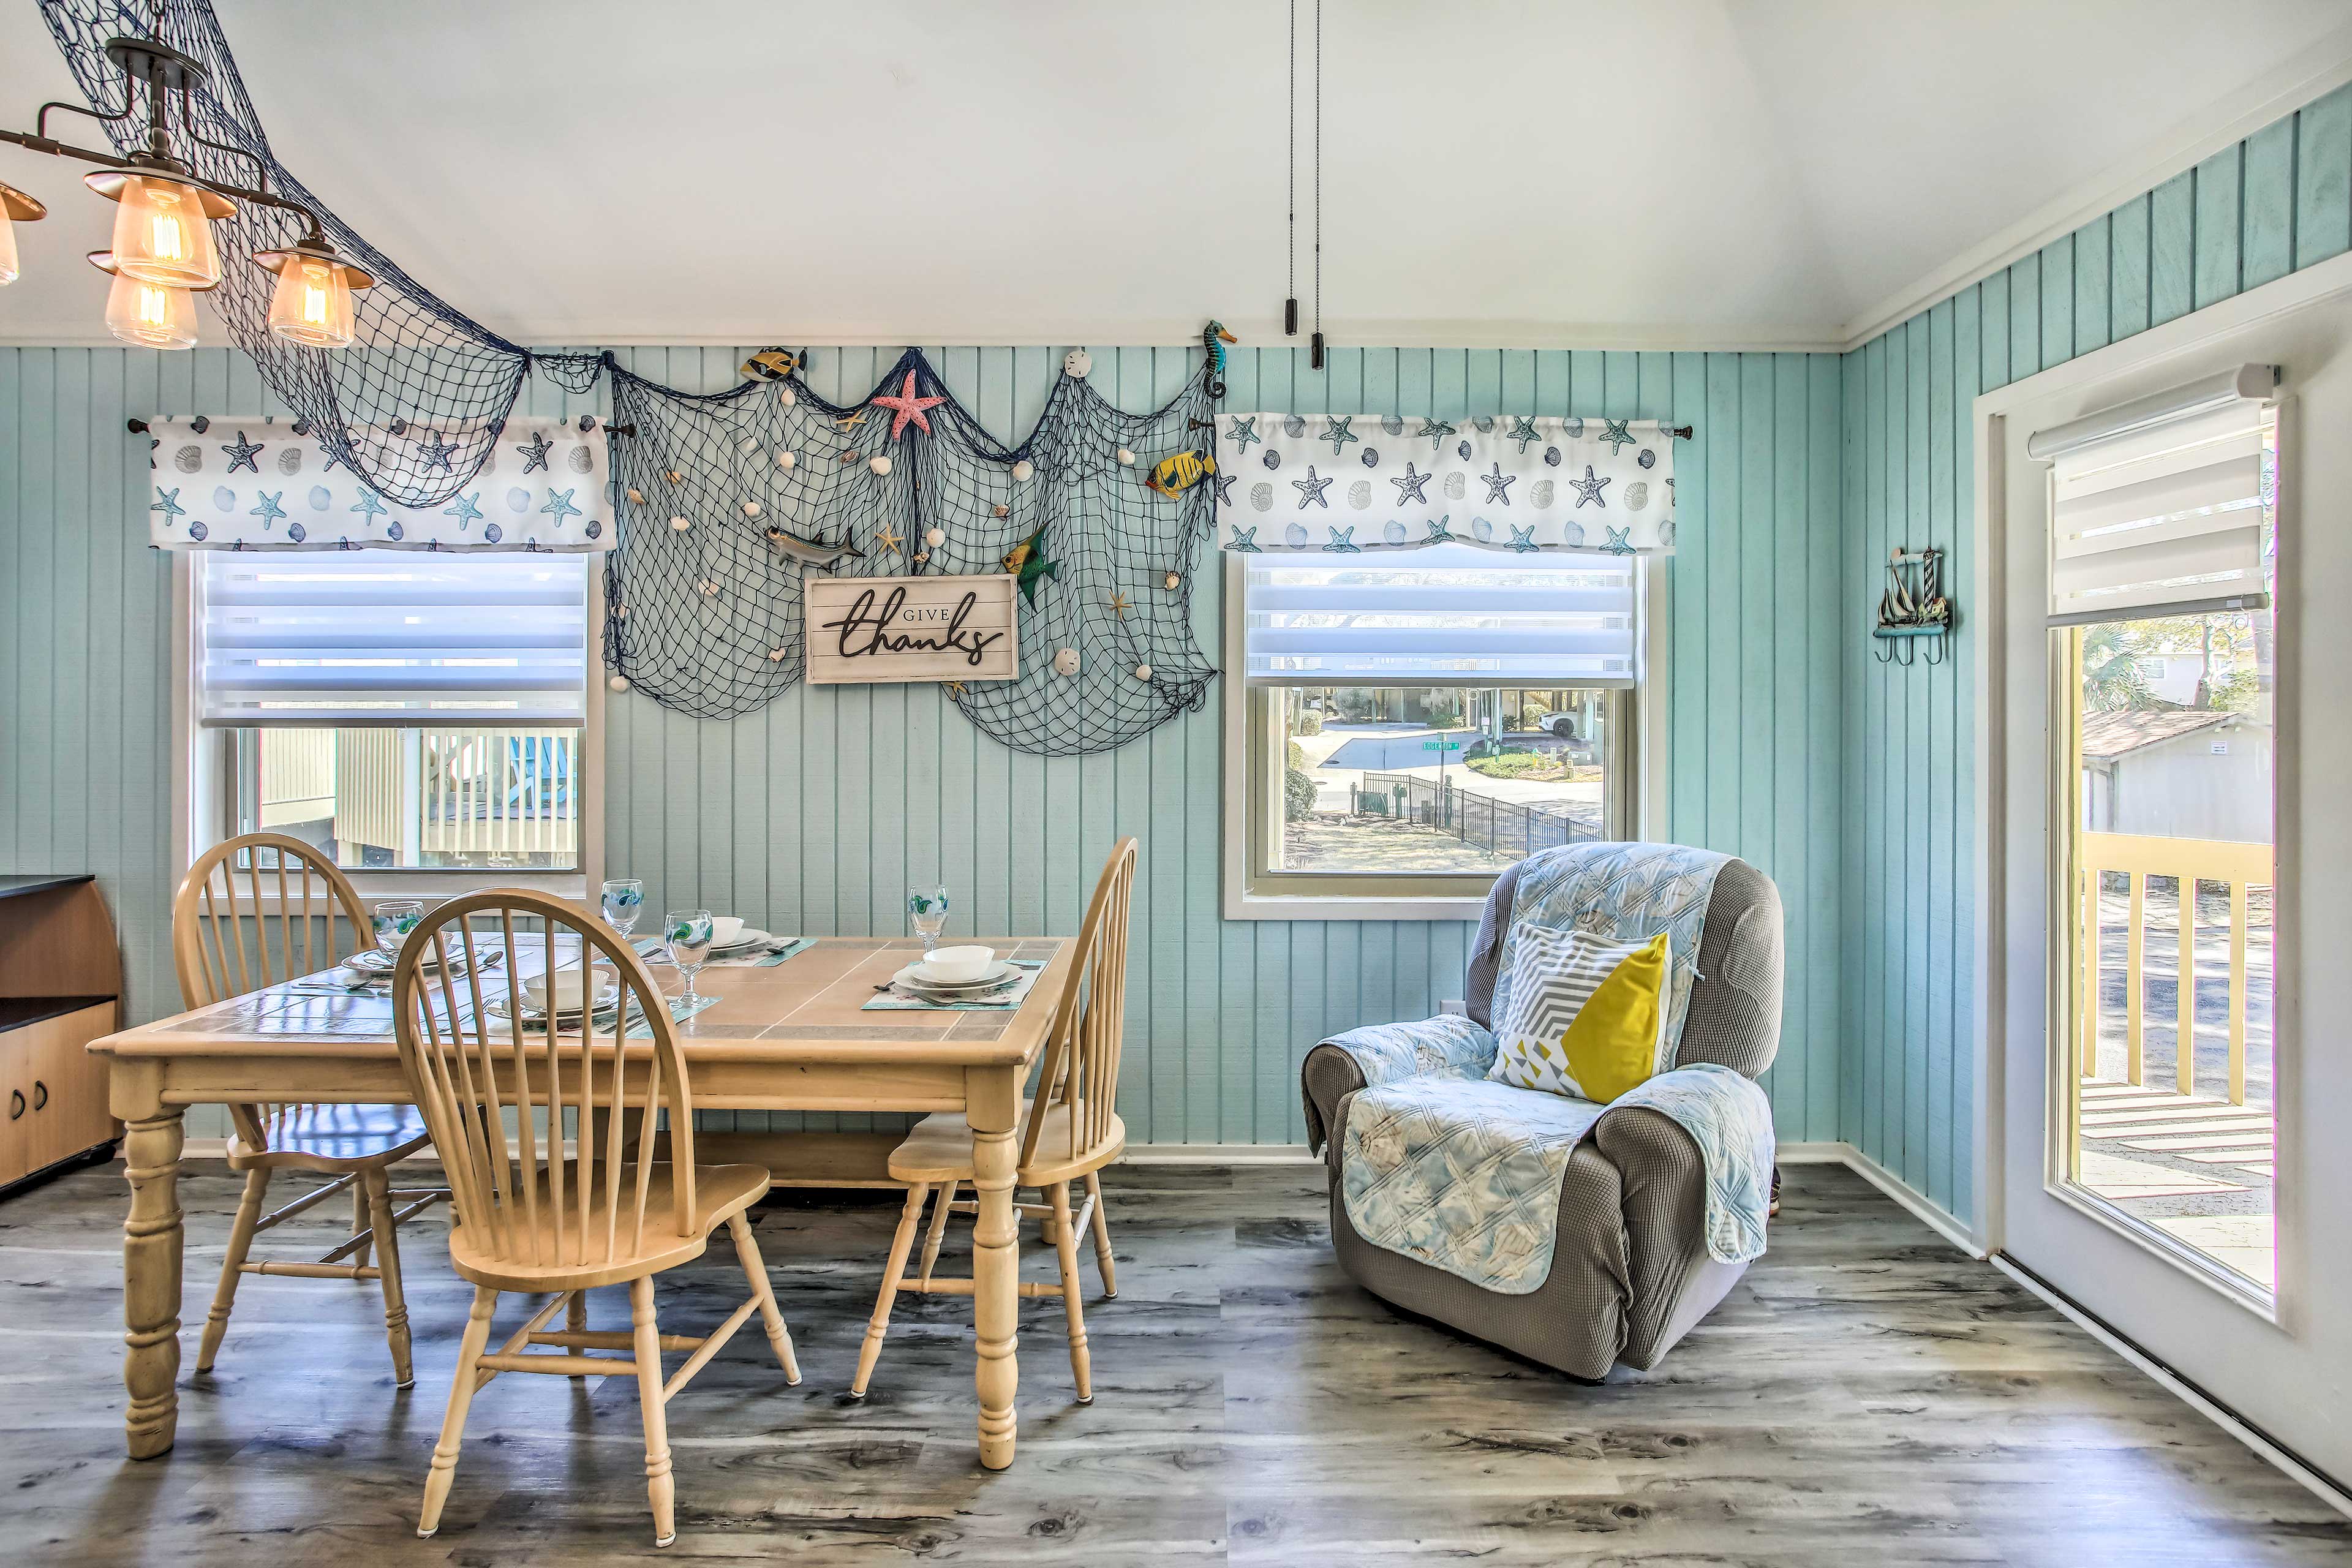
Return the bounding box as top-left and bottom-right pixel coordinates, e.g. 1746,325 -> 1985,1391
392,889 -> 799,1548
851,836 -> 1136,1404
170,833 -> 448,1387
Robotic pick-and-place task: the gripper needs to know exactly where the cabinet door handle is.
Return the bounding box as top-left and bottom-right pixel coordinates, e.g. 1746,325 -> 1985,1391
7,1089 -> 21,1121
31,1080 -> 47,1112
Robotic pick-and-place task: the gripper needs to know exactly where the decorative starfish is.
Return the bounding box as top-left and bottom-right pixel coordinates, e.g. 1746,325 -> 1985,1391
1226,415 -> 1261,454
1569,465 -> 1612,508
1321,415 -> 1360,454
539,488 -> 582,527
871,371 -> 948,439
1390,463 -> 1434,505
875,525 -> 905,554
1209,471 -> 1238,507
221,431 -> 264,473
1292,464 -> 1333,509
350,489 -> 390,524
516,431 -> 554,473
1424,515 -> 1455,543
1226,524 -> 1261,551
442,492 -> 484,529
833,410 -> 869,429
1600,418 -> 1635,454
1507,523 -> 1539,553
1415,417 -> 1456,451
941,680 -> 967,698
1108,591 -> 1131,618
1602,526 -> 1636,555
248,491 -> 287,529
1321,525 -> 1362,554
151,486 -> 186,524
1506,417 -> 1543,453
418,434 -> 461,472
1480,462 -> 1517,505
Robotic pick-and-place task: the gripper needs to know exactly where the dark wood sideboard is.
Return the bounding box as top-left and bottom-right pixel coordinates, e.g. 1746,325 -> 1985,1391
0,875 -> 122,1192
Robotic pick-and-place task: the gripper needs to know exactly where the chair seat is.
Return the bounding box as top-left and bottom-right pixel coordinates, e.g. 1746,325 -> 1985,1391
227,1102 -> 435,1172
447,1162 -> 771,1291
888,1106 -> 1126,1186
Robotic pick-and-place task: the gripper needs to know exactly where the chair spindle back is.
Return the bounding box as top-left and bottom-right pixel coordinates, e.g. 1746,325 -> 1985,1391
391,889 -> 698,1270
1020,837 -> 1137,1171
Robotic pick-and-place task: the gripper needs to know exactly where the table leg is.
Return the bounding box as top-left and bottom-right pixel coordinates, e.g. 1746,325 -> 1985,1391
966,1064 -> 1022,1470
116,1063 -> 183,1459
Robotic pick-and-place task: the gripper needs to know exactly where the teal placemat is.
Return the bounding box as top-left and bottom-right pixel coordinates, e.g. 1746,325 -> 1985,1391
863,958 -> 1047,1012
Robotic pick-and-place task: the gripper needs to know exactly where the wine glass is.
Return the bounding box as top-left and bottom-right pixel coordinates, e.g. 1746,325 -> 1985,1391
600,878 -> 644,938
371,900 -> 423,963
908,885 -> 949,957
665,908 -> 714,1003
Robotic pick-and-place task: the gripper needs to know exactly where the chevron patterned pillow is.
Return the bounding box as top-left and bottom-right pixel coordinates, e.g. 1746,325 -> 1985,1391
1487,922 -> 1672,1103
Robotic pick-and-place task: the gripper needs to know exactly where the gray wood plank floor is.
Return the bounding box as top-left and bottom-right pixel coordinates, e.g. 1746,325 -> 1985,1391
3,1159 -> 2348,1566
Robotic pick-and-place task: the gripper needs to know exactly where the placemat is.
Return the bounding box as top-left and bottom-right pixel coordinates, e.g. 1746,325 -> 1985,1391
862,958 -> 1047,1012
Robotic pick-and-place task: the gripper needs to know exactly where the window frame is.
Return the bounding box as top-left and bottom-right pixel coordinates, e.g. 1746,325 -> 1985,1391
170,551 -> 603,907
1220,550 -> 1668,921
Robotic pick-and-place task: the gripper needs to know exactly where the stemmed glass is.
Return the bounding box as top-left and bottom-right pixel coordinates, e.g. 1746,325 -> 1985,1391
665,908 -> 714,1005
371,900 -> 423,962
601,878 -> 644,938
908,886 -> 949,957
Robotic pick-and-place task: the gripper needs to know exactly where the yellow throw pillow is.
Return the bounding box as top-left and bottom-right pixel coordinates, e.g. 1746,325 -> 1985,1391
1487,925 -> 1672,1103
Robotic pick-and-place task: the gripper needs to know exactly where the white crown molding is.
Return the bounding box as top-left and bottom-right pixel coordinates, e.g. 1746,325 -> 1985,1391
1836,23 -> 2352,353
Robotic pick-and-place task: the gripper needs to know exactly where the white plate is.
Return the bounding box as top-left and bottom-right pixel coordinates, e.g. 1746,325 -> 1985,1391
708,927 -> 775,954
891,960 -> 1020,996
348,946 -> 469,975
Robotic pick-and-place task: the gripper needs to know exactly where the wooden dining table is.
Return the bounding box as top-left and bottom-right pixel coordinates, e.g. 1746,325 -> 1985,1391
87,933 -> 1074,1469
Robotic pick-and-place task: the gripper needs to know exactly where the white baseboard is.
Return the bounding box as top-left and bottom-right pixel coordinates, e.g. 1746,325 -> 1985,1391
1831,1142 -> 1989,1260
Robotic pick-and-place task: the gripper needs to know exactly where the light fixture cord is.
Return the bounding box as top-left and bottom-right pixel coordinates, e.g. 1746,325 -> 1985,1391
1313,0 -> 1322,367
1285,0 -> 1298,337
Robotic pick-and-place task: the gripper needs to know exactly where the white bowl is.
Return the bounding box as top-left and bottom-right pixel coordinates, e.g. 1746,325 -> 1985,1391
915,944 -> 993,984
709,915 -> 746,948
525,965 -> 616,1013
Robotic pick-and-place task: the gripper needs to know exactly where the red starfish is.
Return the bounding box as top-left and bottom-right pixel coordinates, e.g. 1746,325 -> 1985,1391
870,371 -> 948,440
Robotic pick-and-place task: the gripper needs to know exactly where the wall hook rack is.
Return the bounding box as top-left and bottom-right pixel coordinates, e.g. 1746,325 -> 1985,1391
1873,545 -> 1953,666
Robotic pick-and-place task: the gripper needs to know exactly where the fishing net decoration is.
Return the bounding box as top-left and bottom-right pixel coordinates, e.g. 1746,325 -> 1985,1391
37,0 -> 602,510
35,0 -> 1224,755
606,350 -> 1220,752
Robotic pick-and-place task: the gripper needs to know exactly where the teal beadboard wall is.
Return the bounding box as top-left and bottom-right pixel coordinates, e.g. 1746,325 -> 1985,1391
0,341 -> 1845,1147
1839,81 -> 2352,1223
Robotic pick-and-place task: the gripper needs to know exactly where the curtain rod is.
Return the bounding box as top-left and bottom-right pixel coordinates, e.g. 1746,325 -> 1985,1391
2024,364 -> 2277,461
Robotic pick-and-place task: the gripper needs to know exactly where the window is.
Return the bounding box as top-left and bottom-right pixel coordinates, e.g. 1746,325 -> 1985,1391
184,549 -> 594,881
1225,546 -> 1651,916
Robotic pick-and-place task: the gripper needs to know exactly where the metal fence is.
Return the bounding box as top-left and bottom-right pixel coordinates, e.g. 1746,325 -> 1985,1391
1356,770 -> 1600,861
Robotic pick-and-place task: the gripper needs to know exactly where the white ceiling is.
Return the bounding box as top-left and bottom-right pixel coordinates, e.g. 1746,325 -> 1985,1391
2,0 -> 2349,350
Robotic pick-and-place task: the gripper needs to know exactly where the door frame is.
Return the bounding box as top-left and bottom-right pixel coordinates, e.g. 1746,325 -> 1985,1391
1971,249 -> 2352,1297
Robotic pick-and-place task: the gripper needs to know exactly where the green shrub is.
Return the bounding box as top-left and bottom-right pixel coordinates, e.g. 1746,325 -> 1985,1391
1286,738 -> 1307,773
1284,767 -> 1319,820
1292,708 -> 1324,736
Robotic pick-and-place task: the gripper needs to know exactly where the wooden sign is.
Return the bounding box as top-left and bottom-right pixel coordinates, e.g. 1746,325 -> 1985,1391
804,573 -> 1020,685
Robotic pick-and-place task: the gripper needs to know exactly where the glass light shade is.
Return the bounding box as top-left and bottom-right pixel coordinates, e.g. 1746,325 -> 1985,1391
266,254 -> 356,348
108,174 -> 222,288
104,269 -> 199,350
0,213 -> 17,286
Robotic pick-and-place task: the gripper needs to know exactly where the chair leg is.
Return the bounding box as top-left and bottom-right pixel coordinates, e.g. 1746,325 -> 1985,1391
565,1289 -> 590,1379
1048,1182 -> 1093,1404
197,1167 -> 270,1372
418,1286 -> 496,1539
1083,1169 -> 1117,1298
349,1178 -> 372,1271
363,1168 -> 415,1388
727,1212 -> 801,1384
630,1276 -> 677,1548
851,1182 -> 929,1400
918,1178 -> 958,1283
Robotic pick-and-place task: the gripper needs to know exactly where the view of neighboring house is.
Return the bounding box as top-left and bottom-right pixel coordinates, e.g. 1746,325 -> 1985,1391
2081,709 -> 2272,843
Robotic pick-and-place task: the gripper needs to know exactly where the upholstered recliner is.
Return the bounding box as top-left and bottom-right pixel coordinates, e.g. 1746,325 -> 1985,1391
1301,853 -> 1784,1379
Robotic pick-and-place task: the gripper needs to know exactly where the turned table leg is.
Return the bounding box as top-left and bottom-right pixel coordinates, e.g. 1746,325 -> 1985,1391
116,1063 -> 184,1459
967,1064 -> 1022,1470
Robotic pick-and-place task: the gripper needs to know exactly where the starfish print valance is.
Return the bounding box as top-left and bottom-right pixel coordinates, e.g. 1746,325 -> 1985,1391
1215,413 -> 1682,557
145,417 -> 614,553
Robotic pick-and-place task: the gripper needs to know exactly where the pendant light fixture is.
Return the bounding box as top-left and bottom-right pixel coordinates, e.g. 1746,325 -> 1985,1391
0,31 -> 366,350
0,180 -> 44,285
89,249 -> 201,350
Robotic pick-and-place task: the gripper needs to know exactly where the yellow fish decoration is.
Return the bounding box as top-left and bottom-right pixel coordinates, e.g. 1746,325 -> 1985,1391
1145,448 -> 1215,497
739,348 -> 800,382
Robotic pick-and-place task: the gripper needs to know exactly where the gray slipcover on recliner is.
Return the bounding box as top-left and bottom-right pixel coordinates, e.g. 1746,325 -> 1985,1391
1301,852 -> 1784,1379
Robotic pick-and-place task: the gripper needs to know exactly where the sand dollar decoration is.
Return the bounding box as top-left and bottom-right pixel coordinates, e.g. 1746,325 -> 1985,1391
1053,646 -> 1082,677
1063,347 -> 1092,378
1347,480 -> 1373,509
1250,481 -> 1275,511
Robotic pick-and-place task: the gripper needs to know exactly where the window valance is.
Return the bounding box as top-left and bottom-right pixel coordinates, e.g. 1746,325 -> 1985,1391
145,417 -> 614,553
1215,413 -> 1680,557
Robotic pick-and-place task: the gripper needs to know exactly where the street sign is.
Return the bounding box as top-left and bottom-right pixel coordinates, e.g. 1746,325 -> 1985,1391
1420,739 -> 1461,752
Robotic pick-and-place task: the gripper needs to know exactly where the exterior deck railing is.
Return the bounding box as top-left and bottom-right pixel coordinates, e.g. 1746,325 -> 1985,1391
2078,830 -> 2269,1104
260,728 -> 578,865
